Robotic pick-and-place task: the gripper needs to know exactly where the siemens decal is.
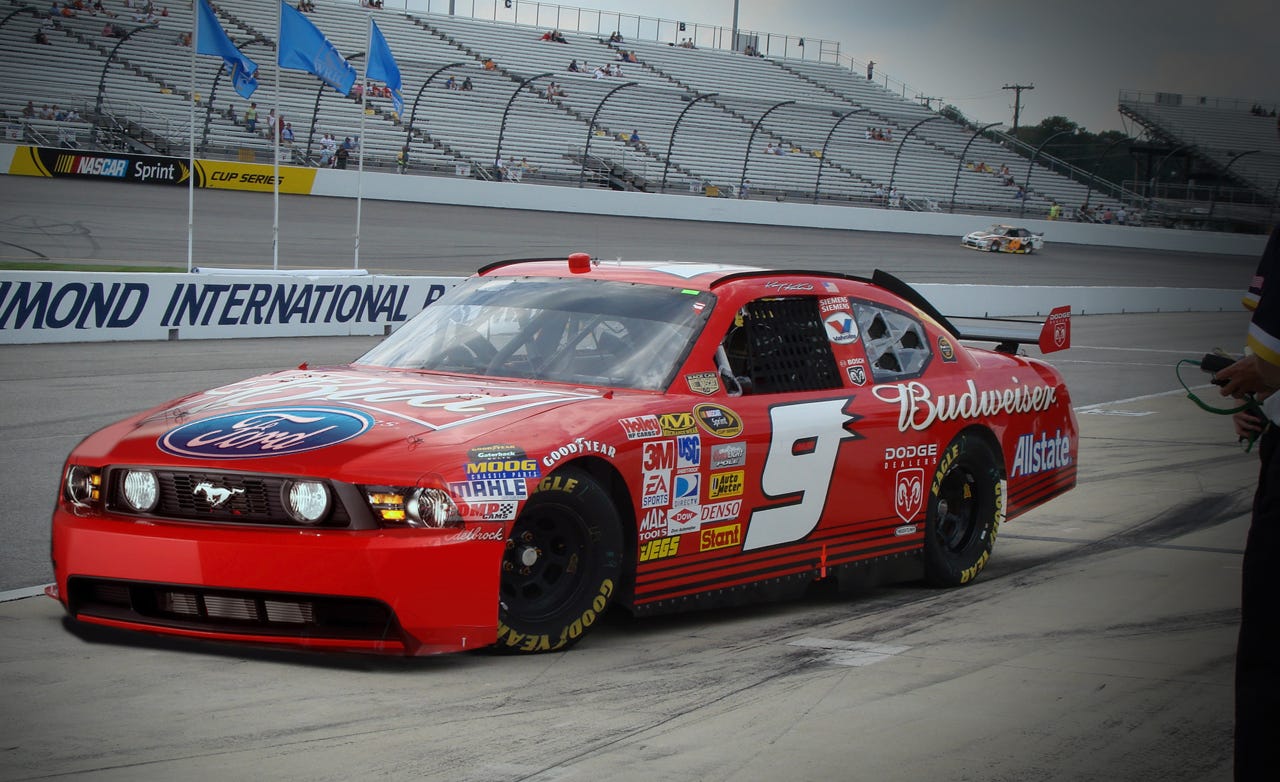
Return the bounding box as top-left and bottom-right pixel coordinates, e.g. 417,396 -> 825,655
158,282 -> 442,327
0,280 -> 147,330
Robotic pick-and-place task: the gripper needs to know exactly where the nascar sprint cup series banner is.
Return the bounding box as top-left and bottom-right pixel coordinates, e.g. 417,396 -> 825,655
0,271 -> 459,344
6,145 -> 317,193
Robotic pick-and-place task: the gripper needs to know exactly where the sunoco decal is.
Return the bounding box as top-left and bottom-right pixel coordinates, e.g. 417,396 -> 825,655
158,406 -> 373,459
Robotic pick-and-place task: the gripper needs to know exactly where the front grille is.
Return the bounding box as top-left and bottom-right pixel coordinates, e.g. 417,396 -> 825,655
69,577 -> 399,641
106,470 -> 351,528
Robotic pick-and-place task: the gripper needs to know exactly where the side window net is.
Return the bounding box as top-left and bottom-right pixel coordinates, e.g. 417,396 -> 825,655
854,302 -> 931,381
729,298 -> 842,394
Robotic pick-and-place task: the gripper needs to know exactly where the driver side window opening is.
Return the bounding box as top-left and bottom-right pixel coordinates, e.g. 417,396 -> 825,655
853,301 -> 931,381
719,297 -> 842,394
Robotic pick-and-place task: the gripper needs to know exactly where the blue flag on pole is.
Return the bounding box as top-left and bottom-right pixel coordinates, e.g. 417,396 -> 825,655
278,2 -> 357,96
367,20 -> 403,116
195,0 -> 258,99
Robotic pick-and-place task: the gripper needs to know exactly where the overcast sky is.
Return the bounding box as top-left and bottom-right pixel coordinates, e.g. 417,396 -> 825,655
436,0 -> 1277,134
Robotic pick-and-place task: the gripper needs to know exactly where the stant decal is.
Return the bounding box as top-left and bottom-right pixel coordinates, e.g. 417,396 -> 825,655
158,407 -> 373,459
699,523 -> 742,552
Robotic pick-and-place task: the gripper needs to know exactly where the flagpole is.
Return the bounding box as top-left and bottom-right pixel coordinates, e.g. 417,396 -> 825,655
354,16 -> 372,271
272,0 -> 281,271
187,0 -> 197,273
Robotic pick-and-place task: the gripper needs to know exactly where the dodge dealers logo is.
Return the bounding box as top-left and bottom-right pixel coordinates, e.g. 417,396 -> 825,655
158,407 -> 374,459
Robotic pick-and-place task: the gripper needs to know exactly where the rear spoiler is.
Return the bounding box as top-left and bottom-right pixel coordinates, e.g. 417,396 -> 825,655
871,269 -> 1070,355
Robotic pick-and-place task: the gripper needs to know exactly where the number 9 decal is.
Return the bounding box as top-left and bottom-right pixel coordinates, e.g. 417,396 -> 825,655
744,398 -> 860,551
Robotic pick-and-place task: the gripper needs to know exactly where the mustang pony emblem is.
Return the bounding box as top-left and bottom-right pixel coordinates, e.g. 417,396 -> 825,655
193,481 -> 244,508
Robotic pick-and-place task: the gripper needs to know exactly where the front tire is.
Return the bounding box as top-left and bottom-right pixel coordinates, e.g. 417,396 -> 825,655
924,433 -> 1005,587
495,467 -> 623,653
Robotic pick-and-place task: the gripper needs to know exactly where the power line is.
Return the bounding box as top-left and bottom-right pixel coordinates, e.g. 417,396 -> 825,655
1002,83 -> 1034,134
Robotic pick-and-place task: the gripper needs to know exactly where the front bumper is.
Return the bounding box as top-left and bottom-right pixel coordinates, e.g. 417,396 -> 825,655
51,509 -> 505,655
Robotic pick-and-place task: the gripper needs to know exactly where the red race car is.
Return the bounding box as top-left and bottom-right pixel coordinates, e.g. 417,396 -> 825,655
51,255 -> 1077,655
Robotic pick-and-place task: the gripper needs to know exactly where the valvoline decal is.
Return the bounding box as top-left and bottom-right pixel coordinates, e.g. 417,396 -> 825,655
158,407 -> 374,459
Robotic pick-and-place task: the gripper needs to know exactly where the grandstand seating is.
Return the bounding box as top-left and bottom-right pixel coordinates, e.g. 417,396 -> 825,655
0,0 -> 1132,217
1120,93 -> 1280,207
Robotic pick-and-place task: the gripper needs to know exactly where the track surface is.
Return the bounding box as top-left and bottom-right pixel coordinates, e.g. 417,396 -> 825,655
0,176 -> 1259,781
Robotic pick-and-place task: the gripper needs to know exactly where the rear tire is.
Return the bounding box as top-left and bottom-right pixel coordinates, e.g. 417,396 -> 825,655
923,433 -> 1005,587
494,467 -> 623,653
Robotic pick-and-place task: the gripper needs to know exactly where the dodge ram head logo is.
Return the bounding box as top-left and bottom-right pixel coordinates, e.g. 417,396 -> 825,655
894,468 -> 925,523
193,481 -> 244,508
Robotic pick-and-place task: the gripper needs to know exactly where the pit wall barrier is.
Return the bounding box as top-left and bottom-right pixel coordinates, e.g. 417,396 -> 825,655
0,143 -> 1268,257
0,269 -> 1242,345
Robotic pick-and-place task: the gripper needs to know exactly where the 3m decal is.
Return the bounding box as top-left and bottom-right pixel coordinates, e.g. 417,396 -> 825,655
693,403 -> 744,438
744,398 -> 861,551
872,379 -> 1058,433
158,407 -> 373,459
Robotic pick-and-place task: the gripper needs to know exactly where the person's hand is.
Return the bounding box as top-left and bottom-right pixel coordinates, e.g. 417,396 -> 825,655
1235,409 -> 1267,439
1217,354 -> 1280,398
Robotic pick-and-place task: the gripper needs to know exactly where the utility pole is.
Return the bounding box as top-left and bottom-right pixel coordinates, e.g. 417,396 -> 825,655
1003,83 -> 1034,135
916,95 -> 942,111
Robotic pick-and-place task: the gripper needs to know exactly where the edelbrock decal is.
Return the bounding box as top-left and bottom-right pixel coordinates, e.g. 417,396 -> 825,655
158,407 -> 373,459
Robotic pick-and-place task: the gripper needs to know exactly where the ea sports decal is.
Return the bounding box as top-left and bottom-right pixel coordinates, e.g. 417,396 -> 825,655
158,407 -> 374,459
894,467 -> 925,523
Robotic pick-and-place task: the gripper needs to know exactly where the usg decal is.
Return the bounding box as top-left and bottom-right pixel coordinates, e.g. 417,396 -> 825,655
158,406 -> 373,459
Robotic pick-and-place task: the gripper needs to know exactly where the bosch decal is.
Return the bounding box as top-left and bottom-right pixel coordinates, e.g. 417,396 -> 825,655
158,407 -> 373,459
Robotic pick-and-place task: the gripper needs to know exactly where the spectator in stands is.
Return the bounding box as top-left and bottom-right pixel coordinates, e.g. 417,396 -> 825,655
281,123 -> 294,145
318,133 -> 336,166
297,0 -> 315,12
540,30 -> 553,41
34,29 -> 51,44
396,145 -> 409,174
593,66 -> 606,79
610,63 -> 623,77
889,187 -> 901,208
482,58 -> 497,71
738,180 -> 750,199
224,103 -> 236,123
866,60 -> 875,80
567,59 -> 579,72
460,76 -> 473,91
1014,185 -> 1027,200
91,0 -> 112,15
609,31 -> 623,44
176,31 -> 191,47
444,75 -> 456,90
1100,206 -> 1114,223
335,143 -> 350,169
1048,202 -> 1061,220
38,104 -> 54,120
630,129 -> 645,150
1114,205 -> 1127,225
22,101 -> 35,118
244,102 -> 257,133
265,109 -> 276,139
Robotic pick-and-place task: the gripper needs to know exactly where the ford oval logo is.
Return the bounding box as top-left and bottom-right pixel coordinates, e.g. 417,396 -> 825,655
158,407 -> 374,459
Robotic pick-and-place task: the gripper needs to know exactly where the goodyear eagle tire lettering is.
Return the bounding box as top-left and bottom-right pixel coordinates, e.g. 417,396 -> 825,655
923,432 -> 1003,587
495,466 -> 622,653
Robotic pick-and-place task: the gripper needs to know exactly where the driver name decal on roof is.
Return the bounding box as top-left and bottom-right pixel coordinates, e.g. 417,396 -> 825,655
167,371 -> 597,431
158,406 -> 374,459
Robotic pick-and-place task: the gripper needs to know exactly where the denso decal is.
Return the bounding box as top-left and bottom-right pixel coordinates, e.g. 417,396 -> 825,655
700,523 -> 742,552
176,371 -> 595,432
677,434 -> 701,472
1011,429 -> 1072,477
672,474 -> 700,508
158,407 -> 373,459
894,468 -> 925,523
872,379 -> 1058,433
449,478 -> 529,502
709,441 -> 746,470
619,414 -> 661,440
693,403 -> 744,438
700,500 -> 741,523
667,506 -> 700,535
541,438 -> 617,467
708,470 -> 744,499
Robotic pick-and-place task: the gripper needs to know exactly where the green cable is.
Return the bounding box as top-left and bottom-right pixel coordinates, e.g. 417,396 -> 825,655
1176,359 -> 1265,452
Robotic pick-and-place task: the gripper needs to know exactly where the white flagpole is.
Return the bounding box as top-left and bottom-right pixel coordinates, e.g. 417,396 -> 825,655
187,0 -> 197,273
354,16 -> 372,271
272,0 -> 281,270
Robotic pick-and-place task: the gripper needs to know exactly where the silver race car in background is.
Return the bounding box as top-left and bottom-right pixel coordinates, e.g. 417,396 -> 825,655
962,225 -> 1045,254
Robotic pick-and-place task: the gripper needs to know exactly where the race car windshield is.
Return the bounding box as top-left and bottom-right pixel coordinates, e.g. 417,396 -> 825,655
356,276 -> 715,391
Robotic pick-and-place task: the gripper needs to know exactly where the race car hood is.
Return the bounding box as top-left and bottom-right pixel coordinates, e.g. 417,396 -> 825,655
70,366 -> 605,482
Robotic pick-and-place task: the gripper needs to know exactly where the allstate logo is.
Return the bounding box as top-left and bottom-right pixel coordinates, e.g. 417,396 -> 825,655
158,407 -> 374,459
